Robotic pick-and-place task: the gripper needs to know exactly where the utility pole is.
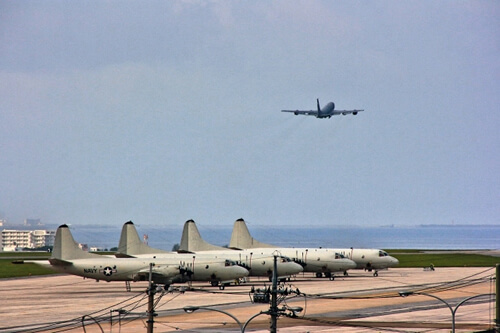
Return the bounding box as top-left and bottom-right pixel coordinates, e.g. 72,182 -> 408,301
147,263 -> 155,333
496,264 -> 499,333
269,255 -> 278,333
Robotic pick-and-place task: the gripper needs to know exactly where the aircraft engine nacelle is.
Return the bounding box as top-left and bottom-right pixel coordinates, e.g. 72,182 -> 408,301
353,112 -> 358,115
153,265 -> 182,277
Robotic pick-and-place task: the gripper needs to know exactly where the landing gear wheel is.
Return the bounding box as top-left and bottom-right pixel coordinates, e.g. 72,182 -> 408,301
329,275 -> 335,281
343,271 -> 349,276
219,285 -> 225,290
315,272 -> 323,278
373,271 -> 378,277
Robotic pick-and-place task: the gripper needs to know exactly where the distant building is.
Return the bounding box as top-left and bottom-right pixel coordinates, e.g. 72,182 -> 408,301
24,219 -> 43,227
1,229 -> 55,251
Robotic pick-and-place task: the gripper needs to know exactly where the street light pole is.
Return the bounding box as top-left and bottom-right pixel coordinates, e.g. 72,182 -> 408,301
81,314 -> 104,333
242,311 -> 267,332
147,263 -> 156,333
184,307 -> 280,333
184,256 -> 301,333
399,291 -> 494,333
496,264 -> 499,333
183,306 -> 243,331
270,254 -> 278,333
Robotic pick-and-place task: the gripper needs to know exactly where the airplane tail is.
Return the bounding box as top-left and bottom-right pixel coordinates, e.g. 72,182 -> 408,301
317,98 -> 321,112
229,218 -> 275,249
117,221 -> 169,257
51,224 -> 102,261
179,219 -> 227,252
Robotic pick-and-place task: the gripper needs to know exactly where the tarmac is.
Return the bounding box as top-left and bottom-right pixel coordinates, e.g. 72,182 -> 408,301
0,267 -> 497,333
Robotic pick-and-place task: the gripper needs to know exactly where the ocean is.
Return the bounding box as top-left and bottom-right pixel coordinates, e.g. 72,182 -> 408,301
67,224 -> 500,251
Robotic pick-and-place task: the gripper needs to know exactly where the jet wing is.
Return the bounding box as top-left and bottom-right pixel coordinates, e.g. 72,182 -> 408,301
138,265 -> 182,277
331,109 -> 364,115
115,253 -> 137,258
281,110 -> 319,116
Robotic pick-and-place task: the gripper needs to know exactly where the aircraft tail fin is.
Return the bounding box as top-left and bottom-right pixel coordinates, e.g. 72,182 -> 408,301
317,98 -> 321,112
229,218 -> 275,249
179,219 -> 227,252
117,221 -> 170,256
51,224 -> 102,261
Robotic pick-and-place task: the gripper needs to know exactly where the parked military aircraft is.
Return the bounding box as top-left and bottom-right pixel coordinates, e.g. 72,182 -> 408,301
117,221 -> 303,281
30,224 -> 248,289
282,98 -> 364,118
229,218 -> 399,277
334,248 -> 399,277
180,220 -> 356,280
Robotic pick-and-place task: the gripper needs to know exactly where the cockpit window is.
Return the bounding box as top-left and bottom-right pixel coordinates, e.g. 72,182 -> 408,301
335,252 -> 345,259
225,260 -> 235,266
379,251 -> 388,257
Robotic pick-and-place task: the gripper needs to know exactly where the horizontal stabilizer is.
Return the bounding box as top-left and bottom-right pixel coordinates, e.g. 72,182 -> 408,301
48,258 -> 74,266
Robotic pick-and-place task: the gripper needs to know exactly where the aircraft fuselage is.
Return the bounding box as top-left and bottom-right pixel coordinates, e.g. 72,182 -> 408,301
334,248 -> 399,271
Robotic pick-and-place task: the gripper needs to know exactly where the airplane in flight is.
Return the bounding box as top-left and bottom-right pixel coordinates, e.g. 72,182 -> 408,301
117,220 -> 304,281
179,220 -> 356,280
282,98 -> 364,118
28,224 -> 248,289
229,218 -> 399,277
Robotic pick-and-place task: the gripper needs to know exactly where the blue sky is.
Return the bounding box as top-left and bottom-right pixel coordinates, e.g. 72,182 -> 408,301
1,1 -> 499,228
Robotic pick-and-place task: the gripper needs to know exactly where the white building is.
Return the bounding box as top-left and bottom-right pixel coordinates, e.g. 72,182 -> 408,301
1,229 -> 56,251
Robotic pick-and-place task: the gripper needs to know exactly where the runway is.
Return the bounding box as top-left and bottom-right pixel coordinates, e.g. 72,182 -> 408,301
0,267 -> 496,332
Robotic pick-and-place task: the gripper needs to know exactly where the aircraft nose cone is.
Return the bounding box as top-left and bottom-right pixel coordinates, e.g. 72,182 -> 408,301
347,259 -> 357,269
293,263 -> 304,273
290,262 -> 304,274
238,266 -> 250,277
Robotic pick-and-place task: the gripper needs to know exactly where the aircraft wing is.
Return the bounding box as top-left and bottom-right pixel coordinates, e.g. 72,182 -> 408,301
331,109 -> 364,115
281,110 -> 318,116
115,253 -> 137,258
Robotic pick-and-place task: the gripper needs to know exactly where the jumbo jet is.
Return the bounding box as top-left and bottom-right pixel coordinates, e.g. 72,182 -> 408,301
282,98 -> 364,118
229,219 -> 399,277
117,221 -> 303,281
179,220 -> 356,280
28,224 -> 248,289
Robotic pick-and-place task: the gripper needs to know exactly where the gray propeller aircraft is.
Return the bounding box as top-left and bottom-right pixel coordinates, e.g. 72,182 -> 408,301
117,221 -> 303,281
282,98 -> 364,118
230,219 -> 399,277
333,248 -> 399,277
179,220 -> 355,280
29,224 -> 248,289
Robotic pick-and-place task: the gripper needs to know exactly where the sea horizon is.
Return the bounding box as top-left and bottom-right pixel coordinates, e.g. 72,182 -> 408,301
2,223 -> 498,251
61,224 -> 500,251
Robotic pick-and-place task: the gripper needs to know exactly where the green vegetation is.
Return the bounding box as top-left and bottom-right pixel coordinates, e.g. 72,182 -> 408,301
388,251 -> 499,268
0,252 -> 51,258
0,259 -> 57,278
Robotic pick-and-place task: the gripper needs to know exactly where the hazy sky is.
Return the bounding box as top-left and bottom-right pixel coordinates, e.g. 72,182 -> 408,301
1,1 -> 499,228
